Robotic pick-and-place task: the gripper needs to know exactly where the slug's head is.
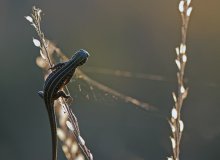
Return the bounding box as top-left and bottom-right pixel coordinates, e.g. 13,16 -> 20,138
71,49 -> 90,66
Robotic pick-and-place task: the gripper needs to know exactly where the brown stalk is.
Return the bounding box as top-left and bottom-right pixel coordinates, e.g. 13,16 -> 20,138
168,1 -> 193,160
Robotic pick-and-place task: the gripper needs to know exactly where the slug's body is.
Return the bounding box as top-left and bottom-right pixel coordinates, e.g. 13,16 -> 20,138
38,49 -> 89,160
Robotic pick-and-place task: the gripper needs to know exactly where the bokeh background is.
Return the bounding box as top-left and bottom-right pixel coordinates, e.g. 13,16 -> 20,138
1,0 -> 220,159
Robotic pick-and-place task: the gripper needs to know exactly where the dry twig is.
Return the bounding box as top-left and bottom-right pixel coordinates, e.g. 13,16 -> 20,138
168,1 -> 193,160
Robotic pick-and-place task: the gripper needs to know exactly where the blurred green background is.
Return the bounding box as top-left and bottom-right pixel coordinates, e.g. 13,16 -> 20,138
1,0 -> 220,159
